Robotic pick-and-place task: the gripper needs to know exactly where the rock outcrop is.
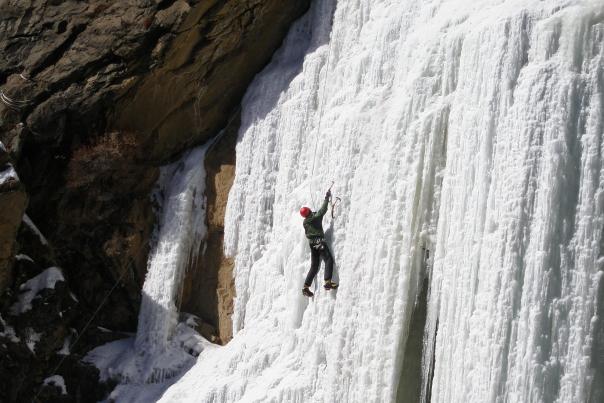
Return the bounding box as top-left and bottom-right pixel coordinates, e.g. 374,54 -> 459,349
0,142 -> 27,294
0,217 -> 115,402
1,1 -> 198,335
0,0 -> 310,399
115,0 -> 312,160
182,111 -> 238,344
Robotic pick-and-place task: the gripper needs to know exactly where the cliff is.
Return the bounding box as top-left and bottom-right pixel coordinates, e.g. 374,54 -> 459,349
0,0 -> 309,400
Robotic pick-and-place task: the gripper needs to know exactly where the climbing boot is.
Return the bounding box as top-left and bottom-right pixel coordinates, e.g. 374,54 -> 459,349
302,286 -> 314,297
324,280 -> 338,290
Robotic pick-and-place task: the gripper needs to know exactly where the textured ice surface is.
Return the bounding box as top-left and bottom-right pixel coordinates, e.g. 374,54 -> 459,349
133,145 -> 209,383
135,145 -> 208,351
85,318 -> 215,402
153,0 -> 603,402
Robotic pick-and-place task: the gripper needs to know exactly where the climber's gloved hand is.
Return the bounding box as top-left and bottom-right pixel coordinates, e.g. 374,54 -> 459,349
325,189 -> 332,200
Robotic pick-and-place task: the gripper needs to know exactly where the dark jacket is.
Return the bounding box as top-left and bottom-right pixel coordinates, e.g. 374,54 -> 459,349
303,198 -> 329,239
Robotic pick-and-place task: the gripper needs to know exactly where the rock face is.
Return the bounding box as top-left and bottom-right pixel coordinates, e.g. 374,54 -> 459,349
115,0 -> 311,160
182,111 -> 238,344
0,220 -> 115,402
1,1 -> 196,334
0,0 -> 310,399
0,142 -> 27,294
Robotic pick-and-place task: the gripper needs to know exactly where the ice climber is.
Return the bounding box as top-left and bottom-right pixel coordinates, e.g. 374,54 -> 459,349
300,189 -> 338,297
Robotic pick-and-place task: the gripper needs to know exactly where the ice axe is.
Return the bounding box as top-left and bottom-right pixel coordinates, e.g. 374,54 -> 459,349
331,197 -> 341,219
325,181 -> 335,200
326,181 -> 341,219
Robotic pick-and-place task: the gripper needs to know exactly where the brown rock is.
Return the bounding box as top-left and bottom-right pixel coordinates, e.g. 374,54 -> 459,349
56,130 -> 158,328
114,0 -> 311,161
197,320 -> 219,344
0,187 -> 27,293
0,147 -> 27,295
181,111 -> 237,344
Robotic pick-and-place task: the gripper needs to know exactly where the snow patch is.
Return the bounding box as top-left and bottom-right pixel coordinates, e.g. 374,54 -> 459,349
0,163 -> 18,184
85,319 -> 214,385
57,331 -> 73,356
0,314 -> 20,343
10,267 -> 65,315
15,254 -> 34,262
43,375 -> 67,395
22,214 -> 49,245
24,328 -> 41,353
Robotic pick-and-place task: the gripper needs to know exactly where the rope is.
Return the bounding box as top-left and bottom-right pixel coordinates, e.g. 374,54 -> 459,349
32,264 -> 130,402
308,30 -> 336,207
0,89 -> 31,111
19,73 -> 33,82
1,70 -> 53,112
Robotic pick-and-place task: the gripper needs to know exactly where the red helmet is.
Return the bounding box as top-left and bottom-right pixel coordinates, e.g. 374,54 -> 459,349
300,207 -> 311,217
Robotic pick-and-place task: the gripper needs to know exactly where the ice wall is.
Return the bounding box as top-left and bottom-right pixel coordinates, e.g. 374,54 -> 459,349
424,3 -> 604,403
160,0 -> 604,402
134,145 -> 208,382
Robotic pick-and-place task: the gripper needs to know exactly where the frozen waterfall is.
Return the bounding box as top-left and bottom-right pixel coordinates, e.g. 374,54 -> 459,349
134,145 -> 208,382
84,145 -> 213,396
156,0 -> 604,402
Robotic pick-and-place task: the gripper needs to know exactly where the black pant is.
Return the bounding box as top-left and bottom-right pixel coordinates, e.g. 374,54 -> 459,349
304,240 -> 334,287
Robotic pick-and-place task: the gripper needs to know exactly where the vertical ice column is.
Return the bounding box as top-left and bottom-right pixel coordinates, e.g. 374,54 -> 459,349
424,4 -> 604,403
135,145 -> 208,357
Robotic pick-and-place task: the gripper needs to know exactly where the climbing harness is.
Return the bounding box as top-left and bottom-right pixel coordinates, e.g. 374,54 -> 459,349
310,237 -> 326,251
